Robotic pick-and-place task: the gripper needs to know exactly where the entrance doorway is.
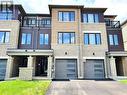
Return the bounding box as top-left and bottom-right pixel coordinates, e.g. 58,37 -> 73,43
35,56 -> 48,76
115,57 -> 124,76
12,56 -> 27,77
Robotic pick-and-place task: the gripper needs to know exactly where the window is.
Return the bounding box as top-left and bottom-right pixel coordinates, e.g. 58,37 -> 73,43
58,32 -> 75,44
88,14 -> 94,23
109,34 -> 119,45
39,19 -> 51,27
23,17 -> 37,27
0,4 -> 13,20
21,33 -> 31,45
83,14 -> 99,23
0,32 -> 10,43
1,4 -> 13,12
104,19 -> 111,26
89,34 -> 96,44
58,11 -> 75,21
40,34 -> 49,45
95,14 -> 99,23
83,14 -> 87,23
84,33 -> 101,45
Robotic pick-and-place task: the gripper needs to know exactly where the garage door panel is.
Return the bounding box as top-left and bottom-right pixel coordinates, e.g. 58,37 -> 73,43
84,60 -> 105,79
55,60 -> 67,79
55,59 -> 77,79
0,60 -> 7,80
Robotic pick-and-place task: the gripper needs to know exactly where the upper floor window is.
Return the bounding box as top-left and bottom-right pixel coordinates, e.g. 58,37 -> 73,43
21,33 -> 31,45
58,32 -> 75,44
40,34 -> 49,45
0,31 -> 10,43
83,14 -> 99,23
109,34 -> 119,45
23,17 -> 37,27
58,11 -> 75,21
84,33 -> 101,45
0,4 -> 13,20
0,4 -> 13,13
39,19 -> 51,28
0,13 -> 12,20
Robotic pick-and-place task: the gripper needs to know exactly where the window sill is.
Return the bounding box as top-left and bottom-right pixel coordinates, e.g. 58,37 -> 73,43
0,43 -> 10,45
84,44 -> 102,46
57,44 -> 76,45
110,45 -> 119,46
58,21 -> 76,23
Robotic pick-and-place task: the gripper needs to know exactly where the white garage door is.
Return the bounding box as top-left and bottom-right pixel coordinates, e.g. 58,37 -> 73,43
55,59 -> 77,79
84,59 -> 105,79
0,60 -> 7,80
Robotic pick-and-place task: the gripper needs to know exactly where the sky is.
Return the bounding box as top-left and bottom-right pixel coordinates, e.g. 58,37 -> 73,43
5,0 -> 127,23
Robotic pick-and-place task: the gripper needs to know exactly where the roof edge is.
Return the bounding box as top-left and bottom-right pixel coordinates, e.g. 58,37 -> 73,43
121,19 -> 127,26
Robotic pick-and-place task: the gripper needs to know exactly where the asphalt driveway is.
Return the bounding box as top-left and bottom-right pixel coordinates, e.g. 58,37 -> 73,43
46,80 -> 127,95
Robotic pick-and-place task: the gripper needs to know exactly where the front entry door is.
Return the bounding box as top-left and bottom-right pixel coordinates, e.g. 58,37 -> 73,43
35,56 -> 48,76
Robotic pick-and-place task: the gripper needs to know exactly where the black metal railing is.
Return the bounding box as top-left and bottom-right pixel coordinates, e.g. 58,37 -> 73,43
21,19 -> 51,28
105,21 -> 120,28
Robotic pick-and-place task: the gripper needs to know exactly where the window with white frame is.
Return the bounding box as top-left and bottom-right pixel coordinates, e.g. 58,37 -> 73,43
58,32 -> 75,44
0,31 -> 10,43
84,33 -> 101,45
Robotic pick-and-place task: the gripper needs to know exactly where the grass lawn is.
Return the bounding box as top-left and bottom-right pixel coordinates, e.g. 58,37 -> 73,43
119,80 -> 127,84
0,80 -> 51,95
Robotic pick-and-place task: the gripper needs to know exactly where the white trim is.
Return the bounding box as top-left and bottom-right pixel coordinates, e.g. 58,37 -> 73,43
0,29 -> 11,31
0,56 -> 8,59
83,31 -> 101,33
83,57 -> 105,59
55,56 -> 78,59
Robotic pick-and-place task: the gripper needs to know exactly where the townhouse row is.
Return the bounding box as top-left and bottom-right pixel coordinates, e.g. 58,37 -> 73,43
0,1 -> 127,80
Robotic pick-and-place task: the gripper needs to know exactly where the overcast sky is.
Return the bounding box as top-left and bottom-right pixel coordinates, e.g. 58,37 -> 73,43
11,0 -> 127,23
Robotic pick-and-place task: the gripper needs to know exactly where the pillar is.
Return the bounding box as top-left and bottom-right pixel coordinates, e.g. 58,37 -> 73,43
109,56 -> 117,79
27,56 -> 33,68
19,56 -> 33,80
48,56 -> 52,79
122,57 -> 127,76
5,56 -> 14,80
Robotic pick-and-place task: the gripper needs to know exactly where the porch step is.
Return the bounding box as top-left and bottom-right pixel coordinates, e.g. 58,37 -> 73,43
114,76 -> 127,80
33,77 -> 50,80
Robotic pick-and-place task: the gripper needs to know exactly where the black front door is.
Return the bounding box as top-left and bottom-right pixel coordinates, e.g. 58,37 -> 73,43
35,56 -> 48,76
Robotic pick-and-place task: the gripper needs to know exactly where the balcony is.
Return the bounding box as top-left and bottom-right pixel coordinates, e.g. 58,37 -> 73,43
105,21 -> 120,28
0,12 -> 13,20
21,18 -> 51,28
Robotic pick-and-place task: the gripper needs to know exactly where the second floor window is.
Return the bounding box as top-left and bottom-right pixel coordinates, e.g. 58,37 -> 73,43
40,34 -> 49,45
109,34 -> 119,45
84,33 -> 101,45
0,31 -> 10,43
58,32 -> 75,44
58,11 -> 75,21
0,4 -> 13,20
83,14 -> 99,23
21,33 -> 31,45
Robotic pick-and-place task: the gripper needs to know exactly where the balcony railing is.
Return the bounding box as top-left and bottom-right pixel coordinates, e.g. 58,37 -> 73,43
21,19 -> 51,28
22,23 -> 51,28
0,12 -> 13,20
105,21 -> 120,28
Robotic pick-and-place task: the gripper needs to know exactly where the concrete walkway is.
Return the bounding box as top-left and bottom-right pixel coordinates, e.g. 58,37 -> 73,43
46,80 -> 127,95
